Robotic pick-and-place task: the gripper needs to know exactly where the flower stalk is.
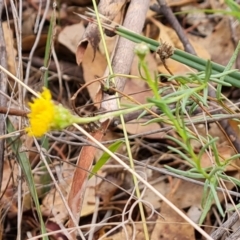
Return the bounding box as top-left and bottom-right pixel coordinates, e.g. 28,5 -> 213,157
26,88 -> 154,137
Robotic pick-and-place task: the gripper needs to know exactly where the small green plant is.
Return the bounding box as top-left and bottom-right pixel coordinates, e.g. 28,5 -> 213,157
134,42 -> 240,223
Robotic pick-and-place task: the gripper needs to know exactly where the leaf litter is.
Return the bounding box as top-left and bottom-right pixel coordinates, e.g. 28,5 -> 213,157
1,0 -> 240,239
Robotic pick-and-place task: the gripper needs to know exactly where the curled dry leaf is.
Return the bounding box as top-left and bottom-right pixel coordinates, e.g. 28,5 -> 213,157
76,25 -> 101,64
58,22 -> 86,53
76,0 -> 128,65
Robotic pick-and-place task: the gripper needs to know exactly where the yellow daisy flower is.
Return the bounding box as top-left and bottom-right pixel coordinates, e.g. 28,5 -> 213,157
26,87 -> 88,137
26,88 -> 55,137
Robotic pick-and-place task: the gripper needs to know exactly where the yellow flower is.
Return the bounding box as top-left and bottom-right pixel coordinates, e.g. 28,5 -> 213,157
26,88 -> 55,137
26,87 -> 86,138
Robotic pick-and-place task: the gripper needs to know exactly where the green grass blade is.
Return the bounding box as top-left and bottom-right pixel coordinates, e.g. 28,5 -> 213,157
164,166 -> 205,179
225,0 -> 240,21
200,181 -> 213,224
89,141 -> 123,179
7,119 -> 48,240
43,11 -> 56,87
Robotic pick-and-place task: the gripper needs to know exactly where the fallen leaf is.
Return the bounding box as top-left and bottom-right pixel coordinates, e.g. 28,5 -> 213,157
188,18 -> 235,66
76,0 -> 127,64
81,45 -> 107,101
67,121 -> 109,234
151,190 -> 195,240
58,22 -> 86,53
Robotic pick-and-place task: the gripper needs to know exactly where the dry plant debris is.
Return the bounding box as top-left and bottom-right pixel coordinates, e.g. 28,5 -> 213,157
0,0 -> 240,239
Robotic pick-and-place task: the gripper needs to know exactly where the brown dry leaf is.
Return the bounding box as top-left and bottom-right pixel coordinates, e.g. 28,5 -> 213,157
41,162 -> 102,223
188,18 -> 235,66
119,119 -> 167,139
81,45 -> 107,101
182,6 -> 215,36
199,119 -> 240,171
58,22 -> 86,54
41,161 -> 73,223
151,184 -> 195,240
76,0 -> 127,65
188,37 -> 211,59
58,22 -> 106,101
189,122 -> 239,171
158,26 -> 210,74
108,216 -> 158,240
67,121 -> 109,233
151,214 -> 195,240
99,35 -> 118,56
150,176 -> 234,239
169,180 -> 209,210
76,24 -> 101,65
190,122 -> 229,150
143,179 -> 169,210
22,34 -> 48,54
228,119 -> 240,139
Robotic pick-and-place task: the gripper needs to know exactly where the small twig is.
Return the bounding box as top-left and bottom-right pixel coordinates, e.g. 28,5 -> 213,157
110,112 -> 240,141
226,227 -> 240,240
151,1 -> 196,55
0,106 -> 28,117
211,210 -> 240,240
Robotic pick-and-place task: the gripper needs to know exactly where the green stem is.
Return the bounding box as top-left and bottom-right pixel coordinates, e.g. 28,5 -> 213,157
116,27 -> 240,87
72,102 -> 154,124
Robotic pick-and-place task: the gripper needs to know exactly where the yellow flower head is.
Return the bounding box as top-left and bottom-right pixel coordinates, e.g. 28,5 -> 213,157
26,88 -> 82,138
26,88 -> 55,137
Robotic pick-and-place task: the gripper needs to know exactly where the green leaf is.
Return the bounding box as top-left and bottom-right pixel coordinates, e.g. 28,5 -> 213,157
89,141 -> 123,179
165,166 -> 204,179
225,0 -> 240,21
200,180 -> 214,224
